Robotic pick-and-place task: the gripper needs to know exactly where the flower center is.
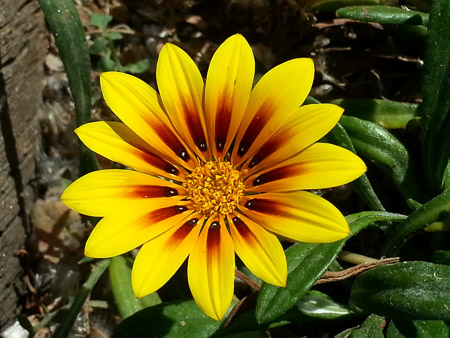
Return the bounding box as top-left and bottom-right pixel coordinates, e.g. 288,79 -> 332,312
184,161 -> 246,217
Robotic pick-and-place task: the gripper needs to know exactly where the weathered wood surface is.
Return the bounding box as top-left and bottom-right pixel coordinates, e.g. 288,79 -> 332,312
0,0 -> 46,329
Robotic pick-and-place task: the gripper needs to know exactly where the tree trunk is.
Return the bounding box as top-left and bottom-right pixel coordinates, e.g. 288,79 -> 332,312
0,0 -> 46,329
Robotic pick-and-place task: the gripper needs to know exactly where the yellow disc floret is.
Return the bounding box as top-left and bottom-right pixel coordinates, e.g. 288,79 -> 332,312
184,161 -> 246,217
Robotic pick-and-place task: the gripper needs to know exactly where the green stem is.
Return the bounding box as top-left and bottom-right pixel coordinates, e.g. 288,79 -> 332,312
383,189 -> 450,256
53,259 -> 110,338
38,0 -> 99,174
338,251 -> 379,265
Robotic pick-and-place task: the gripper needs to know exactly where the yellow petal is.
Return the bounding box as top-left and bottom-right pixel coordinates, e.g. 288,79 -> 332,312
231,58 -> 315,165
76,121 -> 187,179
240,191 -> 350,243
228,214 -> 286,287
188,217 -> 235,321
246,143 -> 366,192
204,34 -> 254,159
61,169 -> 185,217
85,202 -> 192,257
132,214 -> 203,298
100,72 -> 197,169
244,104 -> 344,175
157,44 -> 209,160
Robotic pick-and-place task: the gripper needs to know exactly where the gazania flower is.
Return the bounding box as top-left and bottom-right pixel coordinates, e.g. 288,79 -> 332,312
62,34 -> 366,320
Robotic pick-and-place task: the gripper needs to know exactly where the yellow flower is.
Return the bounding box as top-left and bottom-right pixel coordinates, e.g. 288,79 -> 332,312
61,34 -> 366,320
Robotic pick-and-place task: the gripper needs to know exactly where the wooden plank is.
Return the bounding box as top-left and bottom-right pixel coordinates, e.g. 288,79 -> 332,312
0,218 -> 26,327
0,0 -> 46,329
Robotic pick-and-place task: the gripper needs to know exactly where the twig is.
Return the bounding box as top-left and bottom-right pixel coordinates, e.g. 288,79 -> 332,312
235,257 -> 400,290
315,257 -> 400,285
86,27 -> 136,36
235,269 -> 261,291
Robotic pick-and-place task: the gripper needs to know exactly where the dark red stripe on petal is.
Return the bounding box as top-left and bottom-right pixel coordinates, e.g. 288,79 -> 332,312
215,95 -> 232,152
146,205 -> 188,224
127,185 -> 178,199
134,150 -> 180,175
165,164 -> 180,175
232,216 -> 255,244
237,102 -> 271,157
170,218 -> 199,242
207,224 -> 221,255
182,102 -> 208,152
252,164 -> 301,187
248,132 -> 289,168
106,122 -> 181,175
244,198 -> 290,218
153,121 -> 190,161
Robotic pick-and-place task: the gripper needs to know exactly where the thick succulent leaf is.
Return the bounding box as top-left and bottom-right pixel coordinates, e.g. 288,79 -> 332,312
38,0 -> 90,125
109,256 -> 161,319
295,291 -> 354,320
337,6 -> 429,25
38,0 -> 98,173
218,291 -> 353,336
332,99 -> 420,129
422,0 -> 450,192
383,189 -> 450,255
305,96 -> 384,211
339,115 -> 422,201
350,261 -> 450,320
111,299 -> 223,338
387,319 -> 449,338
349,314 -> 385,338
328,122 -> 385,211
255,211 -> 406,323
431,250 -> 450,266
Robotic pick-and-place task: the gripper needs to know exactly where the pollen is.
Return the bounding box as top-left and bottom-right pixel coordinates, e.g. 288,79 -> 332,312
184,161 -> 246,217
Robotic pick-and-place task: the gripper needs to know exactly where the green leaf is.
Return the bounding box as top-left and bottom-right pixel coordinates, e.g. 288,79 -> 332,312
295,291 -> 354,320
328,122 -> 385,211
350,314 -> 385,338
397,24 -> 428,40
387,319 -> 449,338
215,310 -> 292,336
431,250 -> 450,266
112,299 -> 223,338
255,211 -> 406,323
119,59 -> 151,74
335,328 -> 356,338
339,115 -> 422,201
308,0 -> 381,12
350,261 -> 450,320
383,189 -> 450,255
407,198 -> 423,210
104,31 -> 123,41
336,5 -> 429,25
89,13 -> 113,30
89,37 -> 108,55
256,242 -> 343,323
332,99 -> 420,129
99,53 -> 117,72
38,0 -> 99,174
387,321 -> 405,338
38,0 -> 92,127
422,0 -> 450,192
53,259 -> 110,338
218,292 -> 353,336
307,96 -> 385,211
109,256 -> 161,319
